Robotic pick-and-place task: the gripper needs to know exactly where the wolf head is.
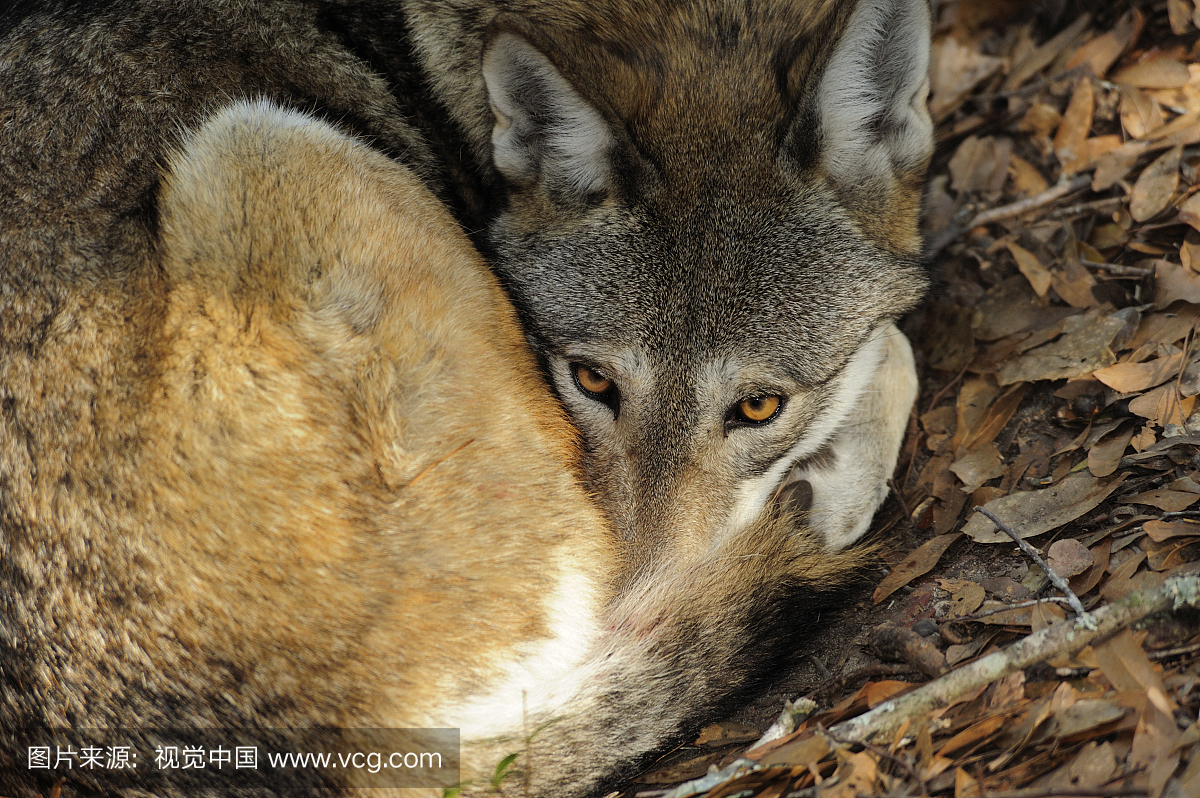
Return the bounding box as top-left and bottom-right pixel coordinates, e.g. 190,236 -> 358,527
479,0 -> 932,577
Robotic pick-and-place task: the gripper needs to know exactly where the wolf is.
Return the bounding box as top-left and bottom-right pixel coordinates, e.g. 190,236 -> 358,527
0,0 -> 932,577
0,97 -> 864,797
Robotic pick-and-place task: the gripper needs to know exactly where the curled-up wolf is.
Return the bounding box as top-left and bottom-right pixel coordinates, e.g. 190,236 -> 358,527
0,0 -> 932,795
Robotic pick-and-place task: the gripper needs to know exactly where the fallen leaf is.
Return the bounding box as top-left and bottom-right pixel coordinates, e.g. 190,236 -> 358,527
1130,145 -> 1182,221
1092,351 -> 1185,393
950,444 -> 1005,493
1128,382 -> 1196,426
953,376 -> 999,453
963,472 -> 1127,543
1114,57 -> 1193,89
949,135 -> 1013,193
1046,538 -> 1094,578
1007,154 -> 1049,196
997,309 -> 1129,385
960,383 -> 1027,453
929,36 -> 1004,121
1121,85 -> 1165,139
1122,488 -> 1200,511
1087,422 -> 1135,477
1005,13 -> 1092,91
948,582 -> 985,617
1066,13 -> 1134,78
1054,77 -> 1095,168
1143,518 -> 1200,541
1170,0 -> 1195,34
1154,259 -> 1200,307
1179,192 -> 1200,232
1006,241 -> 1052,298
873,533 -> 962,604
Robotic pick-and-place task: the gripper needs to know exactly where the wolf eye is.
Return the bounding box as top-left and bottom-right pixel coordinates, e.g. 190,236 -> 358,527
729,395 -> 783,428
571,363 -> 619,415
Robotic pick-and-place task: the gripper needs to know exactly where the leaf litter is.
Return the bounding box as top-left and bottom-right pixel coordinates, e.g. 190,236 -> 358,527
609,3 -> 1200,798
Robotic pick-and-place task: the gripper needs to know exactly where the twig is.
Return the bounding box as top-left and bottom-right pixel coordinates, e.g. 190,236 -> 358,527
828,575 -> 1200,744
1045,196 -> 1124,220
968,175 -> 1093,228
973,506 -> 1090,621
1080,260 -> 1154,278
1148,640 -> 1200,661
951,596 -> 1072,622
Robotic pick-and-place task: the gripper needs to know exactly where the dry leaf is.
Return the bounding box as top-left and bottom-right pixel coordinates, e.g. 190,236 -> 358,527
953,376 -> 999,453
1087,422 -> 1135,477
1169,0 -> 1195,34
873,533 -> 962,604
960,383 -> 1027,453
1046,538 -> 1094,578
949,135 -> 1013,193
1114,57 -> 1193,89
1005,13 -> 1092,91
1054,77 -> 1095,168
1006,241 -> 1052,297
1049,259 -> 1099,308
948,582 -> 985,617
1128,382 -> 1196,426
1154,259 -> 1200,307
1131,145 -> 1183,222
929,36 -> 1004,121
1007,154 -> 1049,196
1120,85 -> 1165,138
1092,351 -> 1185,393
1066,13 -> 1134,78
950,443 -> 1005,493
1179,192 -> 1200,232
1143,518 -> 1200,541
962,471 -> 1126,543
997,309 -> 1129,385
1122,487 -> 1200,511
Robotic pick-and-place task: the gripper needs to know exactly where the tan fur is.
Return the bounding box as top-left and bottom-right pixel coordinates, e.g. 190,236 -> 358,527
1,99 -> 866,798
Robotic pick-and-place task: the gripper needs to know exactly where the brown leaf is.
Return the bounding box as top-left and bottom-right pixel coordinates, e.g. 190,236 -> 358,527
1066,13 -> 1135,78
1122,488 -> 1200,512
960,383 -> 1027,453
1088,422 -> 1135,477
1127,382 -> 1196,426
1050,259 -> 1099,308
1069,535 -> 1112,596
939,716 -> 1007,757
1054,78 -> 1095,168
873,533 -> 962,604
1053,704 -> 1126,739
1143,518 -> 1200,541
1169,0 -> 1195,34
949,135 -> 1013,193
1007,154 -> 1049,196
1154,259 -> 1200,307
1114,57 -> 1193,89
1121,85 -> 1165,138
997,309 -> 1129,385
1046,538 -> 1094,578
1178,192 -> 1200,232
950,444 -> 1005,493
823,750 -> 879,798
953,376 -> 999,453
1006,241 -> 1052,298
929,36 -> 1004,121
949,582 -> 985,617
1092,351 -> 1185,393
962,471 -> 1127,543
1130,145 -> 1182,222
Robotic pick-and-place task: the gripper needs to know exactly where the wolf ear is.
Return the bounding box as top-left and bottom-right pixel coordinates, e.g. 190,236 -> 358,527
482,31 -> 614,197
811,0 -> 933,193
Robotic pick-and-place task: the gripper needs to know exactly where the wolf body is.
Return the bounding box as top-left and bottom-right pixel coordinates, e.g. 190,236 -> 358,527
0,97 -> 861,797
1,0 -> 931,572
1,0 -> 932,794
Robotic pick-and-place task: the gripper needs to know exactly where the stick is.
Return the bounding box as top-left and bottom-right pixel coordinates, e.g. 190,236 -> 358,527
827,575 -> 1200,744
973,505 -> 1089,621
967,175 -> 1094,228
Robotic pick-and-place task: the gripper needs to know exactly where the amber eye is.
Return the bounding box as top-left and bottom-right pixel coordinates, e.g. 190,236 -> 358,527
735,395 -> 782,424
574,364 -> 613,396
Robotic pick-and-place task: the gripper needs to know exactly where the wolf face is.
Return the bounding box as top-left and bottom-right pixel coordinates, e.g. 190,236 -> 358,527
467,0 -> 934,571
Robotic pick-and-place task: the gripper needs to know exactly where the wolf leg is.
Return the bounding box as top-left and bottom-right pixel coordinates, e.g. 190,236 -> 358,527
780,323 -> 917,550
